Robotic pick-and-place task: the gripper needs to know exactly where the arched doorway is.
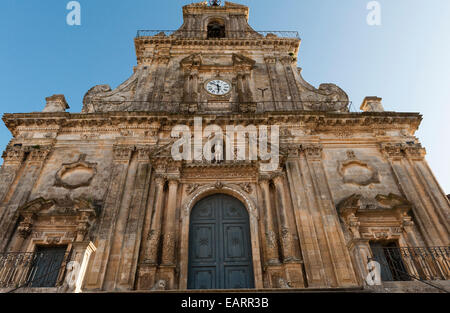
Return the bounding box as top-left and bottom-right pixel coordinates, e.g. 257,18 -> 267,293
187,194 -> 255,289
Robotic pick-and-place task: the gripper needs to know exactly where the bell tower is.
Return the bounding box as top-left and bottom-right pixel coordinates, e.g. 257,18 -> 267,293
82,1 -> 349,115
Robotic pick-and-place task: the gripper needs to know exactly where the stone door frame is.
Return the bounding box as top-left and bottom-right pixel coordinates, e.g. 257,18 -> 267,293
179,183 -> 263,289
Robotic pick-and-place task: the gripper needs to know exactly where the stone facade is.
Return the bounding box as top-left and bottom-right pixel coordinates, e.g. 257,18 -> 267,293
0,1 -> 448,292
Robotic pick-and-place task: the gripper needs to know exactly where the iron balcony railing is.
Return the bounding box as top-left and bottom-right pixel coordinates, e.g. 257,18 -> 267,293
370,246 -> 450,282
136,30 -> 301,39
0,250 -> 70,289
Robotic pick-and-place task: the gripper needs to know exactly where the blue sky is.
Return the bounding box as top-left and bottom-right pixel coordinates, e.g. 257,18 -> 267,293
0,0 -> 449,193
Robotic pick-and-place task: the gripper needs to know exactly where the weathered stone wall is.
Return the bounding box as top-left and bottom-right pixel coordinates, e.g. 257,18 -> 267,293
0,1 -> 448,293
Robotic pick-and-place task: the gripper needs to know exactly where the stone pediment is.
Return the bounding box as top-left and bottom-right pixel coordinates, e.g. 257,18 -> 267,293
232,53 -> 256,68
337,193 -> 412,218
18,197 -> 99,217
18,198 -> 55,215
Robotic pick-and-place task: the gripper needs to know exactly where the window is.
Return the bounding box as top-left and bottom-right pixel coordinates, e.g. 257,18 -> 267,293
207,21 -> 225,39
370,241 -> 410,281
28,246 -> 67,287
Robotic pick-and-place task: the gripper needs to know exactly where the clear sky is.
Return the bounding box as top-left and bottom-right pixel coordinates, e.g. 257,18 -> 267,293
0,0 -> 449,193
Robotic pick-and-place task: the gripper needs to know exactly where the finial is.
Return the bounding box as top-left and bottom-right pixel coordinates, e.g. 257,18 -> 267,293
209,0 -> 221,6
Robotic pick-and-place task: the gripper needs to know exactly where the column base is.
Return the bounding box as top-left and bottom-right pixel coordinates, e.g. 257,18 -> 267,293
158,265 -> 176,290
136,263 -> 158,290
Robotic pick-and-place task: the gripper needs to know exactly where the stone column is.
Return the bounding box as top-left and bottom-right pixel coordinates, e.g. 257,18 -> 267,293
236,72 -> 245,103
381,143 -> 449,246
264,56 -> 281,110
161,178 -> 179,265
84,145 -> 133,290
151,55 -> 170,103
272,172 -> 305,288
0,145 -> 52,252
116,147 -> 153,290
137,174 -> 166,290
145,175 -> 166,264
243,72 -> 256,112
183,73 -> 191,103
272,173 -> 297,262
301,144 -> 359,287
0,145 -> 26,203
259,176 -> 280,265
281,57 -> 302,110
283,145 -> 328,287
159,177 -> 179,289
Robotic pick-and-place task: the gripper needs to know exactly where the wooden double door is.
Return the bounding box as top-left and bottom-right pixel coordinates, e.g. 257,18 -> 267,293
188,194 -> 255,289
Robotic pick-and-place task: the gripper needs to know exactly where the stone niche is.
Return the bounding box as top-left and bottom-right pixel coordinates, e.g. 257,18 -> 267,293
55,154 -> 97,189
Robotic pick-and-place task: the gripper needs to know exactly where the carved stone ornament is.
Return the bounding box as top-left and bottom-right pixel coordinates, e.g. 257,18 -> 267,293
381,142 -> 426,160
338,193 -> 411,215
2,144 -> 26,163
375,193 -> 412,210
186,184 -> 200,195
17,197 -> 98,242
214,181 -> 224,189
238,183 -> 252,193
338,193 -> 413,241
55,154 -> 97,189
337,151 -> 380,186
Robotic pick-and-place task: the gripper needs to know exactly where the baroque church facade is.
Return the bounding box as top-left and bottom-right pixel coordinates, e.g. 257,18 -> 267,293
0,1 -> 448,292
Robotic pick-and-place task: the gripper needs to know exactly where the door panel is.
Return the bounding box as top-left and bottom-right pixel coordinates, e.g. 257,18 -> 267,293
188,194 -> 254,289
191,224 -> 216,262
224,266 -> 252,289
223,224 -> 247,260
190,267 -> 216,290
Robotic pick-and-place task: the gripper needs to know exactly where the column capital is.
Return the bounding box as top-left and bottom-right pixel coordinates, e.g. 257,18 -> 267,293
136,145 -> 154,162
113,144 -> 134,162
154,174 -> 167,186
301,144 -> 323,160
380,142 -> 426,161
281,143 -> 302,159
167,177 -> 180,186
258,173 -> 272,183
271,171 -> 286,184
2,144 -> 26,165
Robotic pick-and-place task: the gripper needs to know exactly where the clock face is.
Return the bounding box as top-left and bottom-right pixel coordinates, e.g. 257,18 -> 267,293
205,79 -> 231,96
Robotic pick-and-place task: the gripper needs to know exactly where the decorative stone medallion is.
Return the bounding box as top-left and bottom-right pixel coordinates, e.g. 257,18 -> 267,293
338,150 -> 380,186
55,154 -> 97,189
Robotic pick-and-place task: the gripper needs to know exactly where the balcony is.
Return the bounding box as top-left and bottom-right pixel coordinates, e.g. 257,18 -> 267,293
136,30 -> 301,40
370,246 -> 450,282
0,249 -> 70,290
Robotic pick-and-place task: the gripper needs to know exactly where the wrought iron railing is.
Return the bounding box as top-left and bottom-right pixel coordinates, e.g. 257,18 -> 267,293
0,250 -> 70,289
370,246 -> 450,282
136,30 -> 300,39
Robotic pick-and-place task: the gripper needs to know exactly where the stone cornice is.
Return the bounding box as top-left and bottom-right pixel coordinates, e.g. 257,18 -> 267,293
2,111 -> 422,137
134,37 -> 301,63
182,2 -> 249,18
